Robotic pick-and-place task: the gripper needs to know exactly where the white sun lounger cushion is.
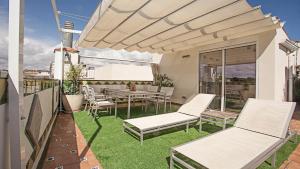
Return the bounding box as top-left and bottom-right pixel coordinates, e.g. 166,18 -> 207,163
234,99 -> 296,138
124,112 -> 198,131
173,127 -> 282,169
124,94 -> 215,131
177,94 -> 215,117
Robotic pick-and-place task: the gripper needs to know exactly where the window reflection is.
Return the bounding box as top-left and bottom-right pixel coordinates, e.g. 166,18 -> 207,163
225,45 -> 256,112
199,50 -> 222,110
199,45 -> 256,112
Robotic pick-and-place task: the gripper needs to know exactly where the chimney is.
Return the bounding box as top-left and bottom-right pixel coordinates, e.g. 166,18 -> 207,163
63,21 -> 74,48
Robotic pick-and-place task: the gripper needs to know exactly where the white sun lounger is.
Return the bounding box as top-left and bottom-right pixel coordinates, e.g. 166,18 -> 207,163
123,94 -> 215,144
170,98 -> 296,169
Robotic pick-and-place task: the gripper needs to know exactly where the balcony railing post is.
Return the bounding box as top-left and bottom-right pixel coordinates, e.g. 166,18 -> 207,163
8,0 -> 24,168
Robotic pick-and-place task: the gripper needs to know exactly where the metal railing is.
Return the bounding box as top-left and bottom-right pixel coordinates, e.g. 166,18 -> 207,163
0,77 -> 8,105
24,79 -> 59,96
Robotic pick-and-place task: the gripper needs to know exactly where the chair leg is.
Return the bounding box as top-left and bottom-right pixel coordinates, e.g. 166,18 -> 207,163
84,103 -> 87,111
94,107 -> 98,120
141,100 -> 144,111
115,103 -> 117,118
169,101 -> 172,111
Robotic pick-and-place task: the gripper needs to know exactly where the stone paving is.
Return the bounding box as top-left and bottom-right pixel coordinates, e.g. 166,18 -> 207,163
41,113 -> 102,169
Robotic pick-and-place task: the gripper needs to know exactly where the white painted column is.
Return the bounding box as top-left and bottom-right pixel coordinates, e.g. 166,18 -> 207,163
8,0 -> 24,168
59,42 -> 64,111
54,42 -> 64,80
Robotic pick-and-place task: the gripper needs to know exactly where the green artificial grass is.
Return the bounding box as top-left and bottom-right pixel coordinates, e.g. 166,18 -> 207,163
74,105 -> 299,169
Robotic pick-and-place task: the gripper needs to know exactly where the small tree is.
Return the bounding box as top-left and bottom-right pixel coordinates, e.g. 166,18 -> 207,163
64,65 -> 84,95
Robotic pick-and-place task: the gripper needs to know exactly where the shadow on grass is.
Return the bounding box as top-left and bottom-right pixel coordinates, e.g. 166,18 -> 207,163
124,122 -> 228,143
74,112 -> 102,159
115,104 -> 180,120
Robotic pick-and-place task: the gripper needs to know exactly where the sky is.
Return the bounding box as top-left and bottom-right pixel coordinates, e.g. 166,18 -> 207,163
0,0 -> 299,70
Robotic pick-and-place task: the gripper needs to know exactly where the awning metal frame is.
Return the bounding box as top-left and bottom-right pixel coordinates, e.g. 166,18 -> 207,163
50,0 -> 82,34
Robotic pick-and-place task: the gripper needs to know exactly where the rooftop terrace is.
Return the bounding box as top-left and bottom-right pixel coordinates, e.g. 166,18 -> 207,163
40,104 -> 300,169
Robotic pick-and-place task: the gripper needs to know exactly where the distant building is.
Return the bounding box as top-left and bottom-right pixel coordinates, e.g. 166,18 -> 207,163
0,70 -> 8,78
24,69 -> 51,79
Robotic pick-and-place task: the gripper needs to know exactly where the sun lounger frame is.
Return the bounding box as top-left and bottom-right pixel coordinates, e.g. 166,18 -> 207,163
123,116 -> 199,145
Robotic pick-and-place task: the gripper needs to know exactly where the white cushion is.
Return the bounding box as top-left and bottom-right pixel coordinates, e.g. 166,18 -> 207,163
178,94 -> 215,116
235,98 -> 296,138
174,127 -> 282,169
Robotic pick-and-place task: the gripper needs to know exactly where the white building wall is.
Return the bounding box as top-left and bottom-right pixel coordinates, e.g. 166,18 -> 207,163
159,49 -> 199,103
274,29 -> 290,101
54,51 -> 64,80
160,29 -> 285,104
92,64 -> 153,81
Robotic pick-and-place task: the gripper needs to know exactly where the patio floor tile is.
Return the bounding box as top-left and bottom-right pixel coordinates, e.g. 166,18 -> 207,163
41,113 -> 102,169
280,107 -> 300,169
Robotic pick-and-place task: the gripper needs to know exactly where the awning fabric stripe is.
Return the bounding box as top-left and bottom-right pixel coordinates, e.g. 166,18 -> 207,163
78,0 -> 283,53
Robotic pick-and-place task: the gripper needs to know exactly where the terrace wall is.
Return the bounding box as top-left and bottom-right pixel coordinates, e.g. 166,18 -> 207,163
160,29 -> 291,104
0,80 -> 59,169
0,103 -> 7,169
23,85 -> 59,169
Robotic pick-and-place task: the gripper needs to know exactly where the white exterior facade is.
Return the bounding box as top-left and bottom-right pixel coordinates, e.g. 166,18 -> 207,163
86,64 -> 153,81
159,28 -> 299,104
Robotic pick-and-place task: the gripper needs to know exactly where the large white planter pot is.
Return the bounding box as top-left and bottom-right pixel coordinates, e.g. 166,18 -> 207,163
62,94 -> 84,112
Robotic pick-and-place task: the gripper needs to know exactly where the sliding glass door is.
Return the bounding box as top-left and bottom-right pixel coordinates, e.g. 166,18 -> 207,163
199,45 -> 256,112
199,51 -> 222,110
225,45 -> 256,112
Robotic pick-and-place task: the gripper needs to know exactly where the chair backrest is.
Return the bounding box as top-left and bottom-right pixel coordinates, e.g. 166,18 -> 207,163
82,85 -> 89,100
178,94 -> 215,117
147,85 -> 159,92
160,87 -> 174,97
87,87 -> 96,101
136,85 -> 146,91
184,94 -> 198,103
234,98 -> 296,138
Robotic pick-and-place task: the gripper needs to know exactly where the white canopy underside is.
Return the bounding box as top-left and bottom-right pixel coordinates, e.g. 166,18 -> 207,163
77,0 -> 283,54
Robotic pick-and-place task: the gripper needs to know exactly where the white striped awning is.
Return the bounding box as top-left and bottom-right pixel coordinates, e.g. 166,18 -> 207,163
77,0 -> 284,54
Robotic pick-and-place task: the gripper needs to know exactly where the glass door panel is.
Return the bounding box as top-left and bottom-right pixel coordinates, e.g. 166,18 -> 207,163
225,45 -> 256,112
199,51 -> 222,110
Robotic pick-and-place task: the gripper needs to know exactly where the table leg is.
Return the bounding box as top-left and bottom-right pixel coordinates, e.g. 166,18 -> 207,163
115,102 -> 117,118
223,118 -> 227,130
128,95 -> 131,119
164,95 -> 167,113
155,100 -> 158,114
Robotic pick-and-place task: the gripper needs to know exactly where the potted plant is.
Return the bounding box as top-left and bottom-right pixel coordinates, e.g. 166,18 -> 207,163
62,65 -> 84,112
156,74 -> 174,91
127,81 -> 136,91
